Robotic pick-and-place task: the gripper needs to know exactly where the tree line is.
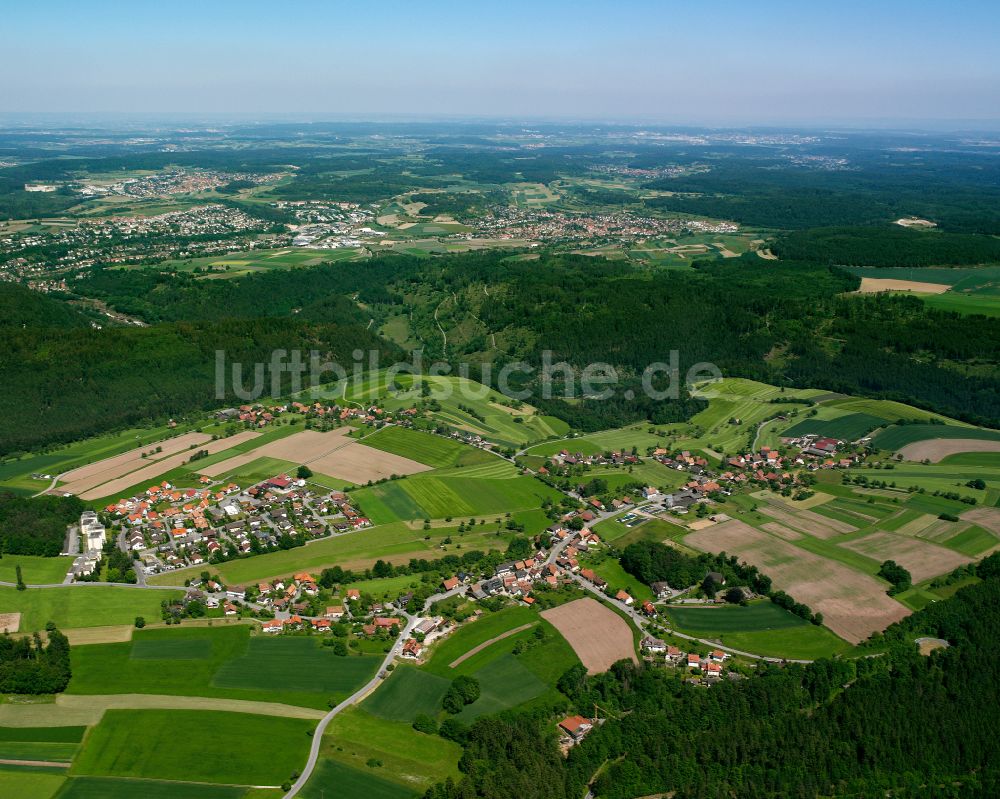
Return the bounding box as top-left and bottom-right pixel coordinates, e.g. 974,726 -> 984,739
0,624 -> 71,694
421,553 -> 1000,799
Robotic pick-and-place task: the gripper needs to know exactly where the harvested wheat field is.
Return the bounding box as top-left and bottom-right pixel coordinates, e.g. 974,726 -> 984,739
761,522 -> 803,541
204,428 -> 430,484
840,531 -> 973,582
898,438 -> 1000,463
857,278 -> 949,294
541,597 -> 637,674
0,694 -> 324,728
77,431 -> 260,499
762,501 -> 856,539
961,507 -> 1000,537
198,428 -> 351,477
685,520 -> 909,643
0,612 -> 20,633
56,432 -> 211,496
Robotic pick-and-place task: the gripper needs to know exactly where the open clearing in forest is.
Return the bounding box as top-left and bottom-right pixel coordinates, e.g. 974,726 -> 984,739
839,530 -> 974,582
75,431 -> 261,499
541,598 -> 637,674
685,520 -> 909,643
202,428 -> 429,484
857,278 -> 950,294
898,438 -> 1000,463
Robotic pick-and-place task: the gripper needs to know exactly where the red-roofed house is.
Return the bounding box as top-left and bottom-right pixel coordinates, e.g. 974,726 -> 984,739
558,715 -> 593,741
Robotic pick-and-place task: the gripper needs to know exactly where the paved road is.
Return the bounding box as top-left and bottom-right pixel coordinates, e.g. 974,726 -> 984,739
34,472 -> 67,498
283,586 -> 457,799
568,573 -> 812,665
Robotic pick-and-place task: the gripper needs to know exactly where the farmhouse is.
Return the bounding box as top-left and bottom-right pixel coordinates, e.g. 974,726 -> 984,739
642,635 -> 667,654
580,568 -> 607,589
650,581 -> 672,599
615,590 -> 634,606
402,638 -> 423,659
558,715 -> 594,743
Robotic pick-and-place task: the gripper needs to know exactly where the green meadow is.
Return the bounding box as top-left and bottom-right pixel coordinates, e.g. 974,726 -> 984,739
0,418 -> 223,495
149,520 -> 512,587
0,767 -> 66,799
52,777 -> 248,799
360,426 -> 496,468
665,601 -> 811,634
0,725 -> 85,764
0,556 -> 74,585
365,607 -> 578,724
922,292 -> 1000,317
310,707 -> 461,795
71,709 -> 311,786
350,468 -> 563,525
344,374 -> 568,448
68,624 -> 380,709
873,424 -> 1000,451
665,602 -> 852,659
782,412 -> 886,441
421,606 -> 538,676
301,758 -> 418,799
363,666 -> 451,721
0,585 -> 182,632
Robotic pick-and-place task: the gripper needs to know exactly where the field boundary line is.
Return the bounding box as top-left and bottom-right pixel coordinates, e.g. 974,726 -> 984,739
55,693 -> 326,720
448,623 -> 535,668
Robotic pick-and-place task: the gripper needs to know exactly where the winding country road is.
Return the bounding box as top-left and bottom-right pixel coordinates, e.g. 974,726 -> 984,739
283,582 -> 463,799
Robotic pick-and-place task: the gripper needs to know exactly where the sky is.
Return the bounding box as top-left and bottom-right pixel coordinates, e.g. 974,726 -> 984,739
2,0 -> 999,126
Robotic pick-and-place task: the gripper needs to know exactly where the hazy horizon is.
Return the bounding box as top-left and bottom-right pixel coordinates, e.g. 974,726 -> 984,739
3,0 -> 998,125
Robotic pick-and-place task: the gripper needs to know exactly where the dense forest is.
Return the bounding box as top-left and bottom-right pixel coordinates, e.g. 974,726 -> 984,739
772,226 -> 1000,267
6,246 -> 1000,455
408,189 -> 508,218
0,493 -> 83,556
2,126 -> 1000,455
421,555 -> 1000,799
0,284 -> 399,455
0,626 -> 72,694
641,149 -> 1000,234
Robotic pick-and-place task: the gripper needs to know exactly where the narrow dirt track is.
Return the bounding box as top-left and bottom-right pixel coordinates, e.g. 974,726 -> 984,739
449,623 -> 535,668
